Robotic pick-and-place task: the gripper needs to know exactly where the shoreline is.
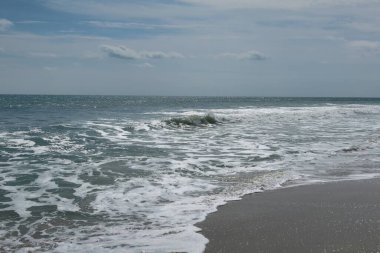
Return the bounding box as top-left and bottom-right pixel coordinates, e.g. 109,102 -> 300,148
196,178 -> 380,253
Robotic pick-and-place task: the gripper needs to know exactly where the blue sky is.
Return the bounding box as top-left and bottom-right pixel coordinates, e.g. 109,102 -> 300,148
1,0 -> 380,96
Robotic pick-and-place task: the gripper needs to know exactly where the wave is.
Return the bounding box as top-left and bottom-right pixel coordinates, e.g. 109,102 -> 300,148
248,154 -> 282,162
341,146 -> 361,153
164,113 -> 218,127
119,114 -> 221,133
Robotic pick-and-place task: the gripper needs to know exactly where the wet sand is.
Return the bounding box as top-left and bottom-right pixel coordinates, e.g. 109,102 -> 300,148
197,179 -> 380,253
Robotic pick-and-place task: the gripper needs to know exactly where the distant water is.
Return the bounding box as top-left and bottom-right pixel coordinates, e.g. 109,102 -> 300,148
1,95 -> 380,252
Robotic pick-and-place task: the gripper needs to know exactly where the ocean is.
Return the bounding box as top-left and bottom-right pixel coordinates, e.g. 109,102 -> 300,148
0,95 -> 380,252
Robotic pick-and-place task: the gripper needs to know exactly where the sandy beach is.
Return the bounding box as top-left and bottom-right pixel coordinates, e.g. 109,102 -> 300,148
197,179 -> 380,253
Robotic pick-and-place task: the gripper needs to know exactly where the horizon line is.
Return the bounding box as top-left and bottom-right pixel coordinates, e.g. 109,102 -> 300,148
1,93 -> 380,99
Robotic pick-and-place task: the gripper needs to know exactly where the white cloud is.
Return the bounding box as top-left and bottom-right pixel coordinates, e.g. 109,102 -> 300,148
87,21 -> 192,30
101,45 -> 140,60
347,40 -> 380,57
137,63 -> 154,68
100,45 -> 184,60
29,52 -> 58,58
141,51 -> 184,59
16,20 -> 46,24
348,40 -> 380,50
349,22 -> 380,33
220,50 -> 266,60
88,21 -> 156,29
0,19 -> 13,32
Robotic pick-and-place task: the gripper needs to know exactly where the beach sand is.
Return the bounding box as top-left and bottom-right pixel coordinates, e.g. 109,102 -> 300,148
197,179 -> 380,253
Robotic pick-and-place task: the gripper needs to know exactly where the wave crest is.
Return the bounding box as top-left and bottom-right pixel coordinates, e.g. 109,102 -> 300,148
165,114 -> 218,127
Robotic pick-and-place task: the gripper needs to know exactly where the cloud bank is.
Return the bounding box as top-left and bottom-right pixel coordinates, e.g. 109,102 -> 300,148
220,50 -> 267,61
100,45 -> 184,60
0,19 -> 13,32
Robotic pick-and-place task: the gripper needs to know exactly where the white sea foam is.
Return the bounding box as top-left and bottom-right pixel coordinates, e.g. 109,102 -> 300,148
8,138 -> 35,147
1,103 -> 380,252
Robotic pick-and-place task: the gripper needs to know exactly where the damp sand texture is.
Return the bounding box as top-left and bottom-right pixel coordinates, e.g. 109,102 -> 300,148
198,179 -> 380,253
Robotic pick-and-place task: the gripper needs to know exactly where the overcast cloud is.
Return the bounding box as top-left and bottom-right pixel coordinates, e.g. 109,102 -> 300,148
0,0 -> 380,96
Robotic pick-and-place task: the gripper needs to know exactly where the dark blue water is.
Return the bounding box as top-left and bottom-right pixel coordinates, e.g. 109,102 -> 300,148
1,95 -> 380,252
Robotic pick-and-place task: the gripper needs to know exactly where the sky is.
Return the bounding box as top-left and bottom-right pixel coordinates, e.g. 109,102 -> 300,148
0,0 -> 380,96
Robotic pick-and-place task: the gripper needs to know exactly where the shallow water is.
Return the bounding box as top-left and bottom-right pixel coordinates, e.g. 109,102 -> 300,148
0,95 -> 380,252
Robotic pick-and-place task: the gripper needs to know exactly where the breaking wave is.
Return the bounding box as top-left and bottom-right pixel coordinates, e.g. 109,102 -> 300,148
164,113 -> 219,127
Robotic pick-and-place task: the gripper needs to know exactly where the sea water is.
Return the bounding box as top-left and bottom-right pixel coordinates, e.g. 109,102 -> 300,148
0,95 -> 379,252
